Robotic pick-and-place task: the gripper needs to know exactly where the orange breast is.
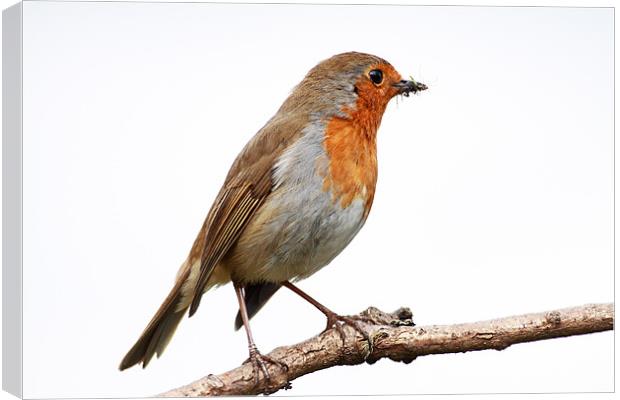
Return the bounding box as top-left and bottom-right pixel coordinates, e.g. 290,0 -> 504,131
322,107 -> 380,217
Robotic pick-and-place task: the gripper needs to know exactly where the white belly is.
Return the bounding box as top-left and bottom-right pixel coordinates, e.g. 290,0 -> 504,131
253,192 -> 366,282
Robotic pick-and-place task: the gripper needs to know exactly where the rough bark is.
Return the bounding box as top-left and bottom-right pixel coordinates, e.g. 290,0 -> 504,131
160,303 -> 613,397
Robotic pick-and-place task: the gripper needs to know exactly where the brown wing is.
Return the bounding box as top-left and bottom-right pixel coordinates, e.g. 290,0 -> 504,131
184,113 -> 309,318
187,169 -> 272,317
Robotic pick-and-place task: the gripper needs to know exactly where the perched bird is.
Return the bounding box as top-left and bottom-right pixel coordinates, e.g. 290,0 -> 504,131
119,52 -> 427,378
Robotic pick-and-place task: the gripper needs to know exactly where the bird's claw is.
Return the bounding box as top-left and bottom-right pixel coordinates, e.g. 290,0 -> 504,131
323,312 -> 371,344
243,346 -> 289,388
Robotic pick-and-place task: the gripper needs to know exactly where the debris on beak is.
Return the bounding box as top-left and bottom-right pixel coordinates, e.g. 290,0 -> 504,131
393,77 -> 428,97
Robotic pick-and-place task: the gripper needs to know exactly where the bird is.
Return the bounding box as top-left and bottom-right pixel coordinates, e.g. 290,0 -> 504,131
119,51 -> 427,379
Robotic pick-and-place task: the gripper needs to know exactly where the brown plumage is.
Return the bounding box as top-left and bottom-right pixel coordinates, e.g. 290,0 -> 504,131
119,51 -> 426,374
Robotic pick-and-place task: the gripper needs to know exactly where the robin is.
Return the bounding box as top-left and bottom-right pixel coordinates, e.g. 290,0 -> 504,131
119,51 -> 427,379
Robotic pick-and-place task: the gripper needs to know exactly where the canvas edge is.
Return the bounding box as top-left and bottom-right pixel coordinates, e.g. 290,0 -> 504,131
2,1 -> 23,398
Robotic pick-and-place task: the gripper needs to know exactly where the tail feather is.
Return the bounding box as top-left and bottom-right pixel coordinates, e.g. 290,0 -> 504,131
153,311 -> 185,359
141,309 -> 185,368
119,276 -> 188,371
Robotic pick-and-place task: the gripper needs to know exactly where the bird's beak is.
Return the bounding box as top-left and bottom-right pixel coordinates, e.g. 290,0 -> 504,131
393,79 -> 428,97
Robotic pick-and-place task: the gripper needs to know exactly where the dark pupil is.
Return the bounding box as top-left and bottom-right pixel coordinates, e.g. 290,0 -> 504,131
369,69 -> 383,84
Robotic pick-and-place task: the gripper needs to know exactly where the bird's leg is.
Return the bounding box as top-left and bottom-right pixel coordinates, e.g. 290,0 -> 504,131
282,281 -> 372,344
233,282 -> 288,386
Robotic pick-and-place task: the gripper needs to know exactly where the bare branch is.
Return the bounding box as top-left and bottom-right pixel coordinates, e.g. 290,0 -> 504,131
160,303 -> 613,397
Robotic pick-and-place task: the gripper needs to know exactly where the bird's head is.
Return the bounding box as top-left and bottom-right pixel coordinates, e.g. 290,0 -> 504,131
281,51 -> 427,122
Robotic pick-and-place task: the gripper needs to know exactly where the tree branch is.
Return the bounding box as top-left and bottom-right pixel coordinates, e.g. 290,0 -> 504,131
160,303 -> 613,397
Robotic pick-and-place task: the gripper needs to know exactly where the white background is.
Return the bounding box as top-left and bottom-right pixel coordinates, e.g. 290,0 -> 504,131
4,0 -> 616,398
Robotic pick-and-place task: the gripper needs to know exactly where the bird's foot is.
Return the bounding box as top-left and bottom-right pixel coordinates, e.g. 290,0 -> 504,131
243,345 -> 289,388
323,312 -> 372,344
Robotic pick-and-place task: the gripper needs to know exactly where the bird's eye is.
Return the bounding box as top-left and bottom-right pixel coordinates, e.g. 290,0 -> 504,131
369,69 -> 383,85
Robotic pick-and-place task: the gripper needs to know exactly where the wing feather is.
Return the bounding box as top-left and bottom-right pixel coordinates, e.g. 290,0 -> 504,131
184,114 -> 306,317
188,171 -> 272,317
